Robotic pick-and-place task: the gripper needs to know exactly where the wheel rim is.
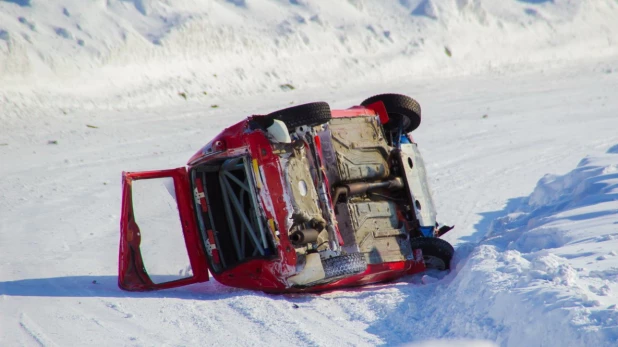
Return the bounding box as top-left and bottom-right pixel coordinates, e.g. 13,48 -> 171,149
424,255 -> 446,271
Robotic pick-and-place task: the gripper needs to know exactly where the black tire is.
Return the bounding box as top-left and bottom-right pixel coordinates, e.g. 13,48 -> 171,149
361,93 -> 421,133
266,102 -> 332,130
409,237 -> 454,271
322,253 -> 367,278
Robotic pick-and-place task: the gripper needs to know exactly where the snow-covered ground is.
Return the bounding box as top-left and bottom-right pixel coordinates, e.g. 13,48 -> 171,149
1,1 -> 618,346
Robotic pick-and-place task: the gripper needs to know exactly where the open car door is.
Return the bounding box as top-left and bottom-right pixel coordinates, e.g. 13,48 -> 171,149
119,167 -> 209,291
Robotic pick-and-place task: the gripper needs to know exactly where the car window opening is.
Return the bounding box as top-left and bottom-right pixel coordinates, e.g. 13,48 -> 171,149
192,156 -> 275,272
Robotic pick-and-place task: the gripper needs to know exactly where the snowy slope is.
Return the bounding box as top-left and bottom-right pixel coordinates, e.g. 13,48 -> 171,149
412,149 -> 618,346
2,1 -> 618,346
2,0 -> 618,111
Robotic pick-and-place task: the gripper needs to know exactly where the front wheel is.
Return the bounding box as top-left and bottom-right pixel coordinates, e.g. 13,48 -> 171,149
409,237 -> 454,271
265,102 -> 332,130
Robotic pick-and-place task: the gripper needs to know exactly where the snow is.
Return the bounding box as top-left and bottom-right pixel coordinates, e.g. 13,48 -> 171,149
1,0 -> 618,346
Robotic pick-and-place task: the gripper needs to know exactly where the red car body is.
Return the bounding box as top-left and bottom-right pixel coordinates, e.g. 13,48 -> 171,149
119,97 -> 452,293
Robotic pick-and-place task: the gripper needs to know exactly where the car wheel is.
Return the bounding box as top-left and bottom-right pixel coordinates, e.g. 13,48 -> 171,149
266,102 -> 332,130
322,253 -> 367,279
409,237 -> 454,271
361,93 -> 421,133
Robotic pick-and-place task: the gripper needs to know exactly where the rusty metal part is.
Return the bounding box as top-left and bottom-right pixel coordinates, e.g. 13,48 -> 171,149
309,218 -> 326,232
290,228 -> 320,245
333,177 -> 404,203
328,116 -> 391,183
335,199 -> 411,264
284,149 -> 322,224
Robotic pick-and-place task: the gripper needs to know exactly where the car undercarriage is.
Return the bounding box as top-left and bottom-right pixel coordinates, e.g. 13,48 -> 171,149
118,93 -> 454,293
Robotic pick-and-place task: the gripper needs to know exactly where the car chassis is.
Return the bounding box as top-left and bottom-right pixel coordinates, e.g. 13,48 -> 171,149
119,94 -> 454,293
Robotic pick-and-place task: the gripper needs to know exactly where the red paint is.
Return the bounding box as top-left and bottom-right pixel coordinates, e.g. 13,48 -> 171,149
194,178 -> 208,213
119,105 -> 433,294
364,101 -> 390,125
274,259 -> 426,293
119,168 -> 209,291
207,230 -> 221,264
331,107 -> 374,118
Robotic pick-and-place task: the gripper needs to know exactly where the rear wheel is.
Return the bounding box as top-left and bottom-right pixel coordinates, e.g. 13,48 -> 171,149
361,93 -> 421,133
409,237 -> 454,271
266,102 -> 332,130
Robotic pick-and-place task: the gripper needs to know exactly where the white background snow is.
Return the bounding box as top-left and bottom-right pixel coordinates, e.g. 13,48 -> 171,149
1,0 -> 618,346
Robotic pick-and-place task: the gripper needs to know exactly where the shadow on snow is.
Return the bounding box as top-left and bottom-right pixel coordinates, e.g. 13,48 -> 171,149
0,275 -> 250,300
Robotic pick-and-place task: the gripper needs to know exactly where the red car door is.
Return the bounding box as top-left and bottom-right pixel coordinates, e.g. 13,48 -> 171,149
118,167 -> 209,291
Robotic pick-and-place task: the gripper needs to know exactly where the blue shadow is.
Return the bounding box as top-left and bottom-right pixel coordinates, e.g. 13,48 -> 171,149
0,275 -> 255,300
607,144 -> 618,154
1,0 -> 31,6
460,196 -> 527,244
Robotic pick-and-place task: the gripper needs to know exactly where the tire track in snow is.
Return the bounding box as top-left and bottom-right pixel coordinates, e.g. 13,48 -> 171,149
224,295 -> 321,346
19,313 -> 56,347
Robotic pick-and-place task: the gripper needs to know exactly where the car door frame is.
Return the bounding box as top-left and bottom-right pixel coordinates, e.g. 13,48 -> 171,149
118,167 -> 209,291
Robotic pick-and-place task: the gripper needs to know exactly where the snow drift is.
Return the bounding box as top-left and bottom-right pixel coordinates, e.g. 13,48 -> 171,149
430,148 -> 618,346
1,0 -> 618,110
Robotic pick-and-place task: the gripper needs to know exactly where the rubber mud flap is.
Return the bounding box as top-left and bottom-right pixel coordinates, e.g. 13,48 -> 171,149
322,253 -> 367,278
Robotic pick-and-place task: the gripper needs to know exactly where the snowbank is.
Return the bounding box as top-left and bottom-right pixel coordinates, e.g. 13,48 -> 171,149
428,146 -> 618,346
1,0 -> 618,111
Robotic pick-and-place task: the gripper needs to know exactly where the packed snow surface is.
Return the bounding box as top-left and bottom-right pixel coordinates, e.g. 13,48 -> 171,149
1,1 -> 618,346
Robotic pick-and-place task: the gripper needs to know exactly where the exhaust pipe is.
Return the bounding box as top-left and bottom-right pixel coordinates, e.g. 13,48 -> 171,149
333,177 -> 404,203
290,228 -> 320,245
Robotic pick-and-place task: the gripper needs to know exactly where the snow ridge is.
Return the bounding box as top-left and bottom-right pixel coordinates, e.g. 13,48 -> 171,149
451,146 -> 618,346
1,0 -> 618,112
362,146 -> 618,346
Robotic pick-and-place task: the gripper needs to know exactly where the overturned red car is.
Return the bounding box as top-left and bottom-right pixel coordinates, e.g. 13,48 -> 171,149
119,93 -> 454,293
